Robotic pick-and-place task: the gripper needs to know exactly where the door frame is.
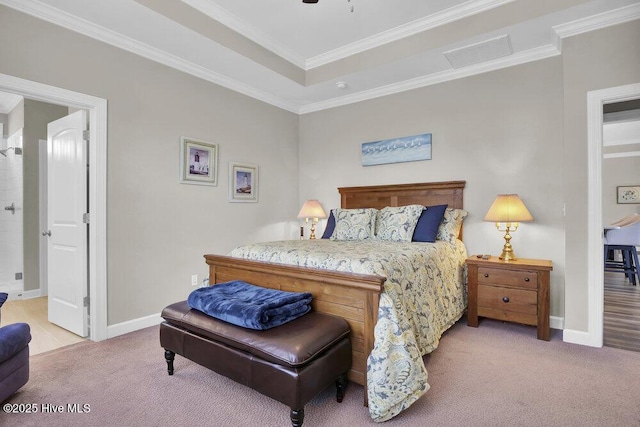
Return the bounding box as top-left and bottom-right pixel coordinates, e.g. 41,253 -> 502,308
0,73 -> 108,341
38,138 -> 47,297
586,82 -> 640,347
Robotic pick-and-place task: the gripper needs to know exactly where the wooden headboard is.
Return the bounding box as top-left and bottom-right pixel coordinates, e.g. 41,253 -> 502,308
339,180 -> 466,238
339,180 -> 465,209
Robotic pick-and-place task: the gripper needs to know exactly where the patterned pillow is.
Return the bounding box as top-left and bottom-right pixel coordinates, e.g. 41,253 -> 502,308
330,208 -> 378,240
437,208 -> 468,243
375,205 -> 424,242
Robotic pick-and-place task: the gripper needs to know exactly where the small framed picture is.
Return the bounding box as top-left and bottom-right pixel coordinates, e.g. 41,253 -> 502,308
229,162 -> 258,203
617,186 -> 640,204
179,137 -> 218,186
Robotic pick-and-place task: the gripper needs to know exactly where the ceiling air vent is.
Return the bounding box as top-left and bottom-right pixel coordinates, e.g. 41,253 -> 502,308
444,35 -> 513,69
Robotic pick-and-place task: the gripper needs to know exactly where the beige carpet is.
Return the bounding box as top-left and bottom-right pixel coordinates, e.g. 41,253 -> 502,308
3,317 -> 640,427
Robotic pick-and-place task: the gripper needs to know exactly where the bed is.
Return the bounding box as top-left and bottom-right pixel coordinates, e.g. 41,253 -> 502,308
204,181 -> 467,422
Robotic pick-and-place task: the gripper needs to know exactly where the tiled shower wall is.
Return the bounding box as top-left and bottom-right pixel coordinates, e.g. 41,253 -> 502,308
0,126 -> 24,294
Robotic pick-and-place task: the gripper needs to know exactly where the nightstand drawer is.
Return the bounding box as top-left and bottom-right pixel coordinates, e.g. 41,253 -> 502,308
477,267 -> 538,290
477,284 -> 537,325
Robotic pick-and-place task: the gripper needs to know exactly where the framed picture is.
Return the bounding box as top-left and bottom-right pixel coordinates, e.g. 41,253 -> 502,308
617,186 -> 640,204
179,137 -> 218,186
362,133 -> 432,166
229,162 -> 258,202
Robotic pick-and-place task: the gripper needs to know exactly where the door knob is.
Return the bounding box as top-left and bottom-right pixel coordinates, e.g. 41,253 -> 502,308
42,230 -> 52,237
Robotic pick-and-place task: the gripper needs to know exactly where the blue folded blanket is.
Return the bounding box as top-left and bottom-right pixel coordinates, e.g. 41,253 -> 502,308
187,281 -> 313,330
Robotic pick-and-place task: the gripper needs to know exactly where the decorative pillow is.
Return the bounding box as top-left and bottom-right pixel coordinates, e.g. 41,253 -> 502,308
437,208 -> 468,243
375,205 -> 424,242
330,208 -> 377,241
412,204 -> 448,242
321,210 -> 336,239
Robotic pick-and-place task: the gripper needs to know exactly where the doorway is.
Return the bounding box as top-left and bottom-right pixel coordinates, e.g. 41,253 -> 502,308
602,99 -> 640,351
0,97 -> 89,350
0,72 -> 108,342
586,82 -> 640,348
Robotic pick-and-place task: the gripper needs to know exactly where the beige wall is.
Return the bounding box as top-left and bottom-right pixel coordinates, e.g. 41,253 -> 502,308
562,20 -> 640,332
299,58 -> 566,318
0,6 -> 299,324
22,100 -> 68,291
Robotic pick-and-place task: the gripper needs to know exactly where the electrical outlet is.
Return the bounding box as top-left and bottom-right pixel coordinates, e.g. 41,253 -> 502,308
191,274 -> 198,287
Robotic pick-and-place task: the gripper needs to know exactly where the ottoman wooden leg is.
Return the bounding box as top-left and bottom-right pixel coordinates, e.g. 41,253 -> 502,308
164,349 -> 175,376
336,373 -> 348,403
290,408 -> 304,427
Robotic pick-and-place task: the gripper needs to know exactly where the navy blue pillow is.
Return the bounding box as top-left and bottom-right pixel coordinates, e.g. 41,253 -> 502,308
321,210 -> 336,239
412,204 -> 448,242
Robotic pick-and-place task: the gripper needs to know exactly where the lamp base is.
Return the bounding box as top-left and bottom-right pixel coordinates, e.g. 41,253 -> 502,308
498,248 -> 517,262
498,226 -> 517,262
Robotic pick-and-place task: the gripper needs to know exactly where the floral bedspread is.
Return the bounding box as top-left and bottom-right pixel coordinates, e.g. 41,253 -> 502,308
229,239 -> 468,422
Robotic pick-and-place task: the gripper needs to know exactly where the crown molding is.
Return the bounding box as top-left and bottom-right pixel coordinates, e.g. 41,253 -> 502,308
603,151 -> 640,159
3,0 -> 638,116
179,0 -> 516,71
306,0 -> 515,69
299,44 -> 560,114
553,2 -> 640,39
0,0 -> 299,113
182,0 -> 308,69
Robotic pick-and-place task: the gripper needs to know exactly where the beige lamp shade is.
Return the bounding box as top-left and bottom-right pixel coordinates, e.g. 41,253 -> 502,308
297,200 -> 327,220
484,194 -> 534,223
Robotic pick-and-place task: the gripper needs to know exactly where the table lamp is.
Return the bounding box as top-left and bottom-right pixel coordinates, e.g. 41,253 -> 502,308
483,194 -> 533,261
297,200 -> 327,239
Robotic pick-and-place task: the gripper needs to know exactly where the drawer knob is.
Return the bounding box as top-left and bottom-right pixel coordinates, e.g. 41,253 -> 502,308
502,296 -> 510,303
484,273 -> 489,278
524,277 -> 530,282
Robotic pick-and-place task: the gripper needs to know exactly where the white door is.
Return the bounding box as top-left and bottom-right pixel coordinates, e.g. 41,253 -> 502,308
46,110 -> 88,337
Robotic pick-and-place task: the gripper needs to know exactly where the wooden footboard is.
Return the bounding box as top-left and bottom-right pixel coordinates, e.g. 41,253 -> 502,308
205,254 -> 384,391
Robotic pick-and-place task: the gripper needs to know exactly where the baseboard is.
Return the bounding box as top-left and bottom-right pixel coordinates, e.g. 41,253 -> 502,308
562,328 -> 601,347
106,312 -> 163,339
549,315 -> 564,331
4,288 -> 42,300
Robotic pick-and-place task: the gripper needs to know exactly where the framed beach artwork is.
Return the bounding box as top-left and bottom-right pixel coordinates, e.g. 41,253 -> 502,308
179,137 -> 218,186
229,162 -> 258,203
362,133 -> 432,166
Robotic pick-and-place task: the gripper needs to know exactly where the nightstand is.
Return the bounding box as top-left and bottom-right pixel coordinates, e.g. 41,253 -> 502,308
466,256 -> 553,341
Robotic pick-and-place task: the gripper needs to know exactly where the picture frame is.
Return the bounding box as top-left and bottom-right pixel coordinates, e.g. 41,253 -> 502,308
229,162 -> 258,203
617,186 -> 640,204
179,137 -> 218,186
362,133 -> 432,166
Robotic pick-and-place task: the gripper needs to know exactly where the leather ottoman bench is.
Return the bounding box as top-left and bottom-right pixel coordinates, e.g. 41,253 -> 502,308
160,301 -> 352,427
